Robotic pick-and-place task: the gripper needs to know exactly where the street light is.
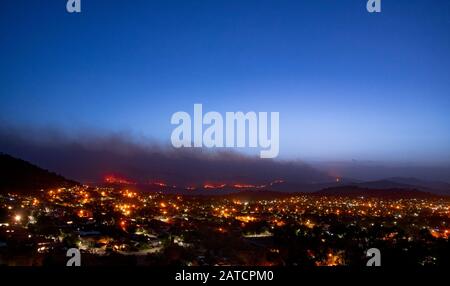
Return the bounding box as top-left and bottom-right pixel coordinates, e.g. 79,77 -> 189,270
14,215 -> 22,222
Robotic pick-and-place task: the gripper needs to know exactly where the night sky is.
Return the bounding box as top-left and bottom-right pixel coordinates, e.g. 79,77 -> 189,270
0,0 -> 449,182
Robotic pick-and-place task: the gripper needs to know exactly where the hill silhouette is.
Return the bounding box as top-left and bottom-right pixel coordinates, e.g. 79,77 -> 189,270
0,153 -> 79,193
313,185 -> 440,199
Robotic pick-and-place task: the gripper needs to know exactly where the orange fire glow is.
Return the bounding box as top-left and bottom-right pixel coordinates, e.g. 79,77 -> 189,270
204,183 -> 227,189
104,175 -> 135,185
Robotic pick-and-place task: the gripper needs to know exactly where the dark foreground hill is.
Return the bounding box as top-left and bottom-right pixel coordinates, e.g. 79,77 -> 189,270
0,153 -> 78,193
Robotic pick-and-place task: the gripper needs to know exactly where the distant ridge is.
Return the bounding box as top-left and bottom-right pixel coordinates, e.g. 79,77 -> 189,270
184,186 -> 443,201
355,179 -> 417,190
0,153 -> 79,193
219,190 -> 294,201
313,185 -> 442,199
352,178 -> 450,196
0,152 -> 447,200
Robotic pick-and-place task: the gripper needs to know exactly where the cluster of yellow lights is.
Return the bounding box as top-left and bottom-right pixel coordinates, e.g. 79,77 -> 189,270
235,215 -> 257,223
305,219 -> 315,229
212,206 -> 237,218
430,229 -> 450,239
123,190 -> 137,198
315,252 -> 344,266
115,203 -> 135,216
77,209 -> 90,218
273,219 -> 285,227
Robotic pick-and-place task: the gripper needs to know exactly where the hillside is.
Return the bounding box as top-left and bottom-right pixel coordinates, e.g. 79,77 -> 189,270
0,153 -> 78,193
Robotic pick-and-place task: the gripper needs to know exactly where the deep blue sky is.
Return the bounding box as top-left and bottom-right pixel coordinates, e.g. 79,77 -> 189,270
1,0 -> 449,163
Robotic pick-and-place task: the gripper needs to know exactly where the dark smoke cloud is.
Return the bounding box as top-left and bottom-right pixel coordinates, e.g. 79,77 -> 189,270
0,126 -> 330,185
